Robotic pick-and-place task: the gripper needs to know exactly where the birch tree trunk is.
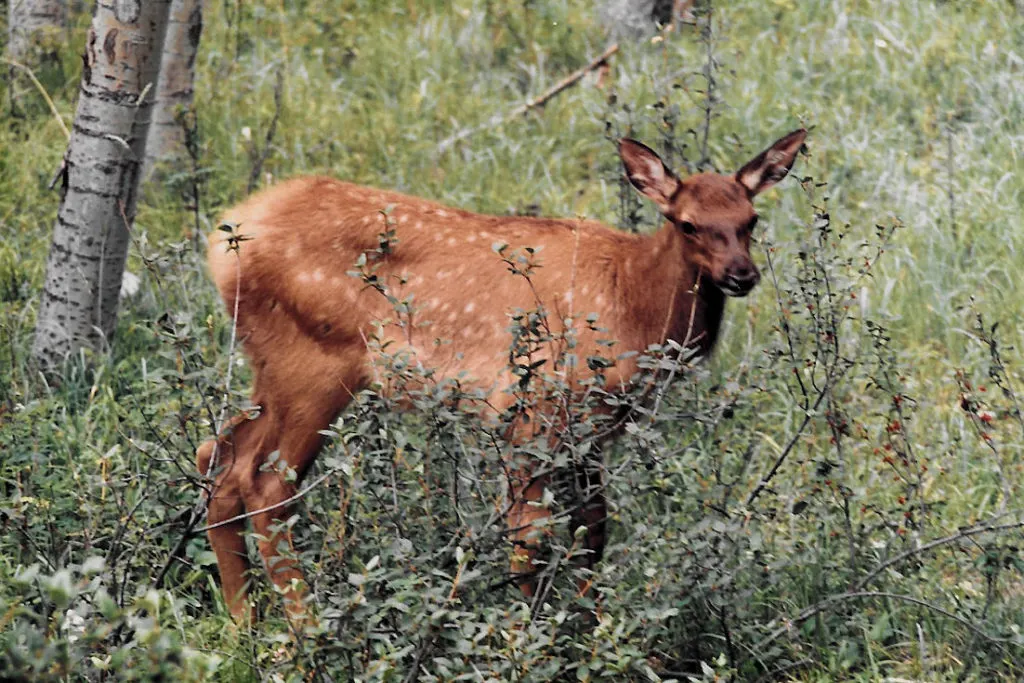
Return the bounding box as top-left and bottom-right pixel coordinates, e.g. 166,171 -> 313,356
32,0 -> 173,369
600,0 -> 694,38
144,0 -> 203,178
7,0 -> 67,108
7,0 -> 67,64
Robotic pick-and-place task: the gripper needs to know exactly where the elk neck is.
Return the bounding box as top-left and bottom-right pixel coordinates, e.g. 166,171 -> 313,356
622,220 -> 726,358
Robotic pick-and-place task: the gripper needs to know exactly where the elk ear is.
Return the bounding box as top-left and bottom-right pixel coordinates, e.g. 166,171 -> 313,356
619,138 -> 680,214
735,128 -> 807,197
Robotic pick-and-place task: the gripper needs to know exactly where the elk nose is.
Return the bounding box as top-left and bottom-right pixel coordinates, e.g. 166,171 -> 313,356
724,262 -> 760,295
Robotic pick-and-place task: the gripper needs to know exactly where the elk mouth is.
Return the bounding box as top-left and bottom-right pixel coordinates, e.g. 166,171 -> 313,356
717,277 -> 758,298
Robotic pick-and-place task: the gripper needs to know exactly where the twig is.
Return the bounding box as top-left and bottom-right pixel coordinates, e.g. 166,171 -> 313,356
854,515 -> 1024,592
696,1 -> 716,170
945,116 -> 958,250
752,658 -> 813,683
195,467 -> 338,533
745,370 -> 841,507
402,634 -> 435,683
247,67 -> 284,193
756,590 -> 1013,656
3,57 -> 71,140
154,234 -> 245,589
438,43 -> 619,153
180,108 -> 205,251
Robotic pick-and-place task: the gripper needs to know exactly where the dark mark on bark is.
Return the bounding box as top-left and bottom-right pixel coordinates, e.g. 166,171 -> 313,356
83,28 -> 97,84
188,4 -> 203,51
103,29 -> 118,65
67,184 -> 127,200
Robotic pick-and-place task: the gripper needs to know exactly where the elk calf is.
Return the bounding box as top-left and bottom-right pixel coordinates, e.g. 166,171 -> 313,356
198,129 -> 807,619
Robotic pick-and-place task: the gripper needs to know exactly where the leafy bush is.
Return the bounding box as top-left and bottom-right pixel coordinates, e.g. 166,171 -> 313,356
1,560 -> 219,680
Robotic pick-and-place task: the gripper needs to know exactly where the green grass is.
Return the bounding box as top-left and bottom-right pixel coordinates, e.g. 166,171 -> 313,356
1,0 -> 1023,680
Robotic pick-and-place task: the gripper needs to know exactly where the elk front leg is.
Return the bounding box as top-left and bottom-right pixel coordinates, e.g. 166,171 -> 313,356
247,471 -> 308,618
568,458 -> 607,598
240,406 -> 336,621
507,472 -> 552,599
197,412 -> 269,622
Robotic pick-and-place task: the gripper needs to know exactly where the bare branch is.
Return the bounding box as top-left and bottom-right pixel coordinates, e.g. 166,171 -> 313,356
854,515 -> 1024,592
756,590 -> 1014,656
247,67 -> 284,193
438,43 -> 619,153
3,57 -> 70,140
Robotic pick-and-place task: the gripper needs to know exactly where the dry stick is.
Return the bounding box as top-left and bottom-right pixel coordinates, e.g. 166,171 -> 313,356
745,374 -> 836,507
3,58 -> 71,140
751,658 -> 814,683
205,244 -> 245,477
437,43 -> 619,153
247,67 -> 284,193
748,517 -> 1024,669
756,590 -> 1013,655
853,516 -> 1024,592
195,467 -> 339,533
154,240 -> 245,589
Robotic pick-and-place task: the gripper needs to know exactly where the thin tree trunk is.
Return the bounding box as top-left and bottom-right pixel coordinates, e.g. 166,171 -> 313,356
32,0 -> 173,369
600,0 -> 692,39
7,0 -> 67,63
7,0 -> 67,110
144,0 -> 203,178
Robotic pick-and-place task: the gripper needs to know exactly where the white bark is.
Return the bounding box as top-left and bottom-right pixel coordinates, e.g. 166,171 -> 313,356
599,0 -> 693,39
7,0 -> 67,64
32,0 -> 173,369
144,0 -> 203,177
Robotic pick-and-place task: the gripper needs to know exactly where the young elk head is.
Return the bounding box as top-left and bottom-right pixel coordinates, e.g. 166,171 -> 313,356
619,129 -> 807,297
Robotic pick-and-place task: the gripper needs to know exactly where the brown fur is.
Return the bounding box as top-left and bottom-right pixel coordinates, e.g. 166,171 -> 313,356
198,129 -> 807,619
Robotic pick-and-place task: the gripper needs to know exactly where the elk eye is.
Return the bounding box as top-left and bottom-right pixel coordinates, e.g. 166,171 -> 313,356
679,221 -> 697,235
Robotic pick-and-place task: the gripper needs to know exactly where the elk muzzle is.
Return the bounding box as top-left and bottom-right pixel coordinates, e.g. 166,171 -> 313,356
718,259 -> 761,297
